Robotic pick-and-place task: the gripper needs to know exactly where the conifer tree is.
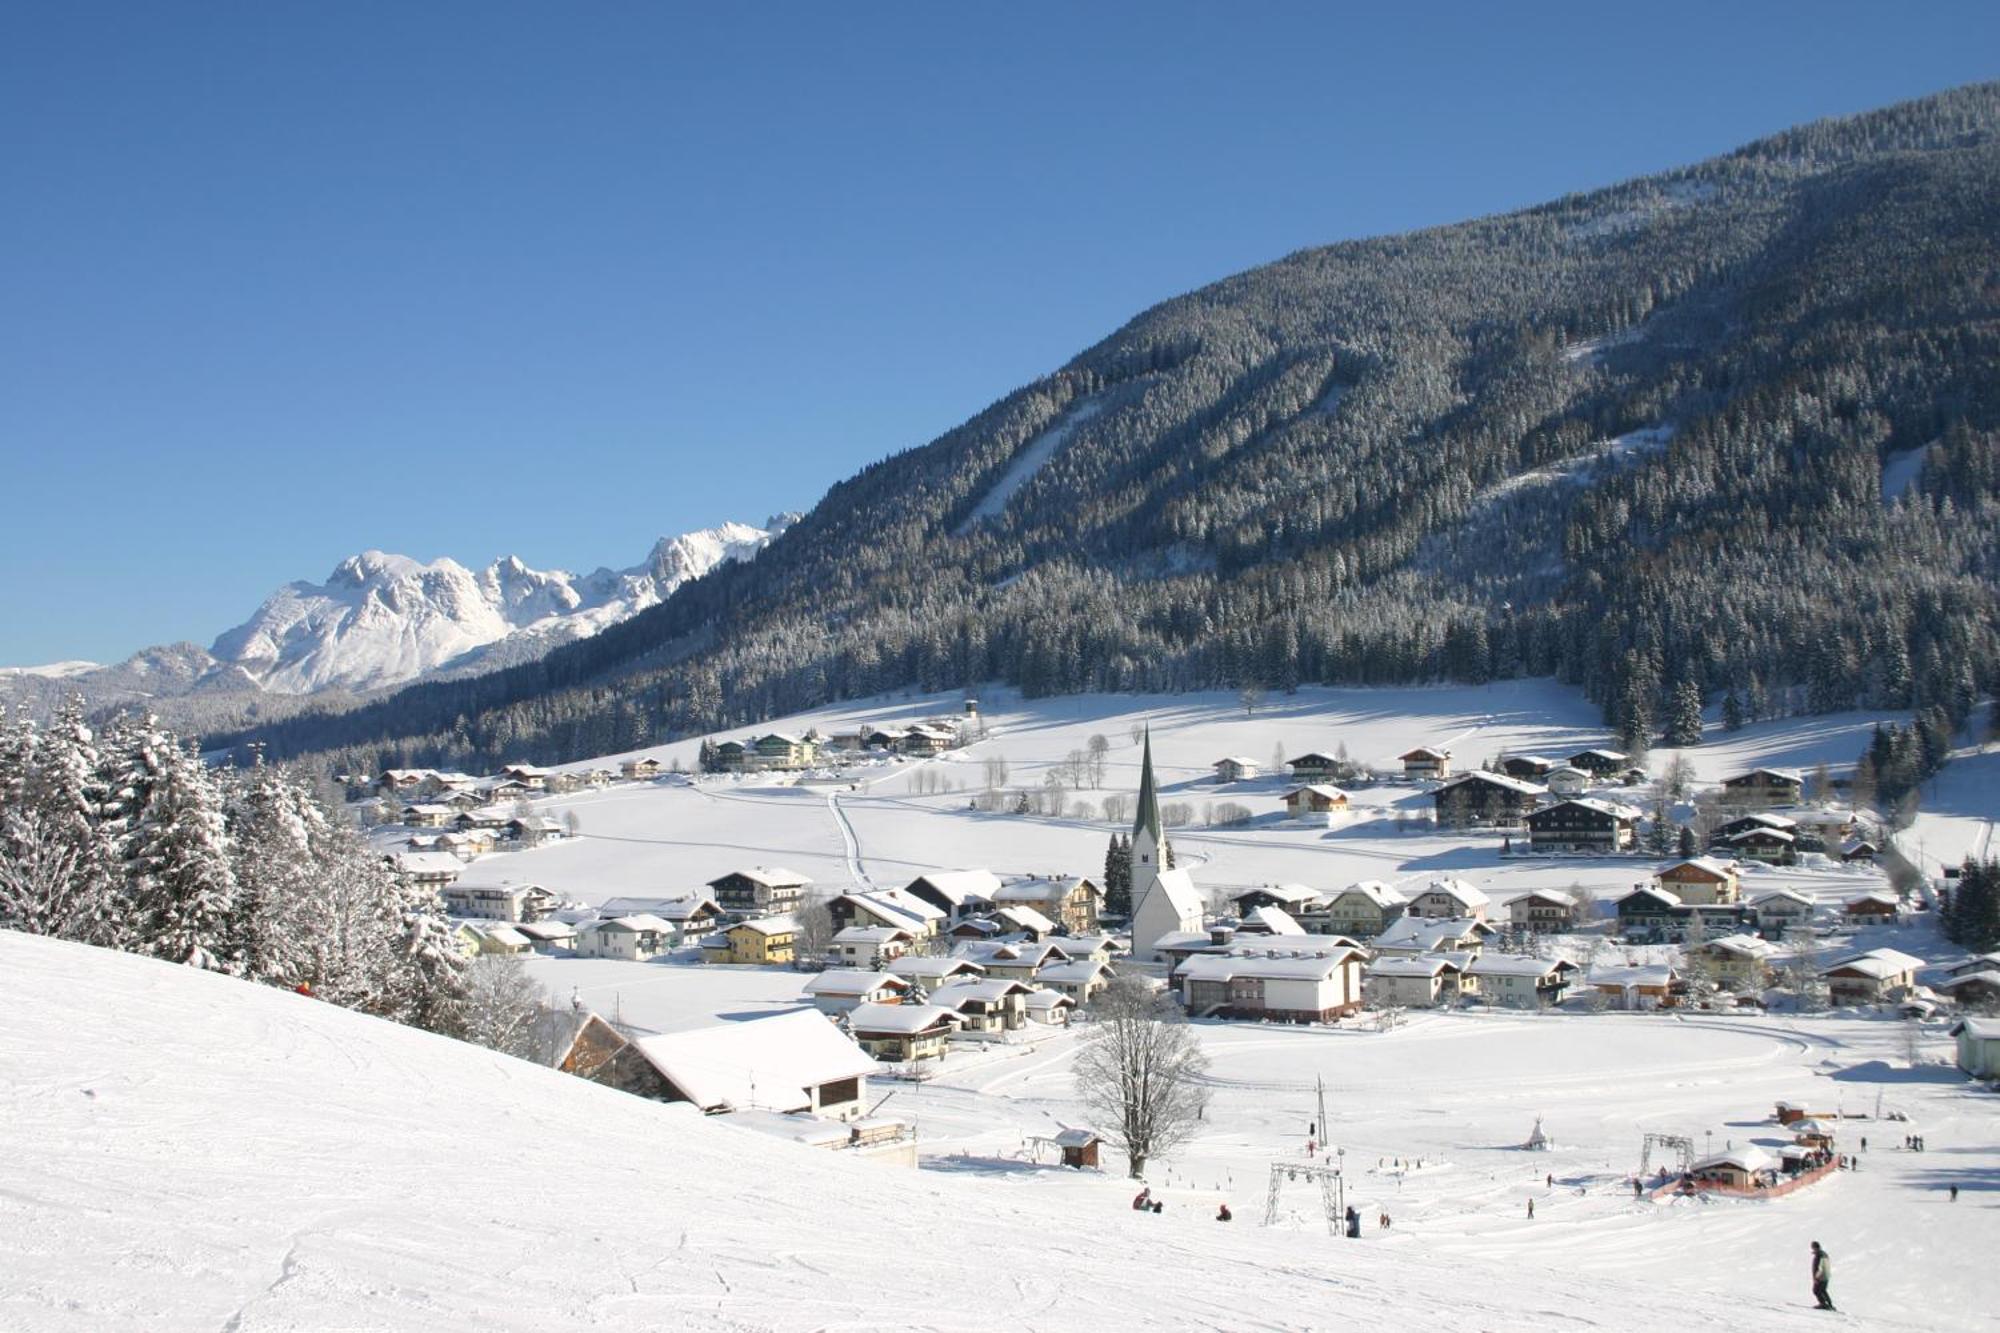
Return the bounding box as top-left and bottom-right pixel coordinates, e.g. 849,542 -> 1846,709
123,726 -> 241,973
1663,680 -> 1704,747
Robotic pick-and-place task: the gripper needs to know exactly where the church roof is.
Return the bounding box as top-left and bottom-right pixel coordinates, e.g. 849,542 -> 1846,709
1133,726 -> 1163,844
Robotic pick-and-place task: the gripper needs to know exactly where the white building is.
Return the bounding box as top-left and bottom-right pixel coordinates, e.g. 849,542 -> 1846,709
1128,729 -> 1204,960
575,913 -> 675,961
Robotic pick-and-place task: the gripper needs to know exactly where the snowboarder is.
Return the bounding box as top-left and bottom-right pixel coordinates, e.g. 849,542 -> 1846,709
1217,1204 -> 1233,1222
1810,1241 -> 1834,1311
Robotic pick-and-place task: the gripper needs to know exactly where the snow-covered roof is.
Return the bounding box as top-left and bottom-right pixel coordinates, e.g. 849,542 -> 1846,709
887,956 -> 985,981
994,905 -> 1058,935
1373,915 -> 1490,951
713,867 -> 813,889
597,895 -> 719,921
1366,955 -> 1460,979
1214,756 -> 1260,768
1727,767 -> 1805,785
589,913 -> 675,934
1844,890 -> 1900,909
1401,746 -> 1451,761
1700,934 -> 1776,958
1659,856 -> 1735,879
400,803 -> 454,817
1184,949 -> 1362,982
1414,877 -> 1490,908
1618,885 -> 1682,908
1504,889 -> 1576,908
1025,988 -> 1075,1013
904,869 -> 1002,906
1823,947 -> 1923,979
1570,748 -> 1628,763
1750,888 -> 1814,908
803,970 -> 909,998
1466,955 -> 1574,979
513,920 -> 574,942
1439,771 -> 1545,797
1950,1016 -> 2000,1040
994,876 -> 1096,906
1532,797 -> 1639,820
1935,970 -> 2000,993
1236,883 -> 1322,907
847,1002 -> 961,1036
929,979 -> 1034,1005
1052,1127 -> 1098,1147
730,915 -> 799,937
1692,1146 -> 1774,1174
1242,905 -> 1307,936
1035,959 -> 1110,985
832,925 -> 914,944
1141,867 -> 1205,922
1283,784 -> 1349,801
1587,964 -> 1676,987
391,852 -> 465,876
630,1011 -> 877,1114
1331,880 -> 1406,907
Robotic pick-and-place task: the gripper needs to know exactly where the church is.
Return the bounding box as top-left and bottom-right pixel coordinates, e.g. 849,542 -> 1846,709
1126,728 -> 1206,961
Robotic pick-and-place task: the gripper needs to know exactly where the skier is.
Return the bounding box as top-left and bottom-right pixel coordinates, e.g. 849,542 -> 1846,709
1526,1198 -> 1535,1219
1344,1205 -> 1360,1238
1810,1241 -> 1834,1311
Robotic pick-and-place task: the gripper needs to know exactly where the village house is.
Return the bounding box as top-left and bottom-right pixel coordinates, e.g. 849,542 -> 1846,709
631,1010 -> 879,1118
1233,883 -> 1325,917
1406,877 -> 1491,921
456,922 -> 533,957
1466,955 -> 1577,1008
619,756 -> 665,780
1690,934 -> 1781,991
803,970 -> 913,1016
1721,767 -> 1807,808
1285,752 -> 1343,783
708,916 -> 798,966
1946,951 -> 2000,980
1934,966 -> 2000,1008
378,768 -> 439,799
1545,765 -> 1591,798
1283,784 -> 1350,818
598,895 -> 725,944
1497,754 -> 1558,780
748,732 -> 819,770
846,1002 -> 961,1062
901,869 -> 1003,921
1504,889 -> 1579,933
512,919 -> 575,954
1213,756 -> 1259,783
1584,963 -> 1682,1010
575,913 -> 675,961
953,939 -> 1073,984
485,778 -> 538,805
1034,957 -> 1114,1003
556,1013 -> 677,1099
1843,890 -> 1901,924
830,925 -> 915,968
387,850 -> 464,893
1658,856 -> 1741,905
499,763 -> 550,791
1400,746 -> 1452,781
1178,946 -> 1367,1022
828,888 -> 946,939
1526,798 -> 1638,852
1370,914 -> 1493,957
1306,881 -> 1407,938
440,882 -> 557,922
897,723 -> 961,757
708,867 -> 812,918
1433,771 -> 1545,829
1840,837 -> 1880,863
1365,955 -> 1468,1008
1749,888 -> 1816,938
455,809 -> 512,834
888,955 -> 988,992
1820,947 -> 1923,1006
991,875 -> 1102,934
991,904 -> 1058,939
1237,904 -> 1309,937
1687,1146 -> 1778,1192
1057,933 -> 1119,964
1615,886 -> 1683,941
1950,1017 -> 2000,1077
1025,988 -> 1076,1026
1725,825 -> 1797,864
400,803 -> 454,829
947,918 -> 1004,945
1566,748 -> 1629,777
928,978 -> 1035,1033
508,815 -> 564,848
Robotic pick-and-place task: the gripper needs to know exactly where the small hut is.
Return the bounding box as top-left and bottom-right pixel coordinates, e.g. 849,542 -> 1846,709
1053,1127 -> 1102,1169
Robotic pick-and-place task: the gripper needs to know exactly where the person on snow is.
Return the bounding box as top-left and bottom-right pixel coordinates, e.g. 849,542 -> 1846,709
1216,1204 -> 1233,1222
1132,1188 -> 1151,1211
1810,1241 -> 1834,1311
1526,1198 -> 1535,1219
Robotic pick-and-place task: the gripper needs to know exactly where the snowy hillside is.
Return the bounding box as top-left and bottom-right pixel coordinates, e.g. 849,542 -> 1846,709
208,518 -> 789,694
0,930 -> 1953,1331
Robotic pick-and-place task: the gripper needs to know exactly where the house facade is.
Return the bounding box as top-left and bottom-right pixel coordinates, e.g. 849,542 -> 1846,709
1365,956 -> 1466,1008
1466,956 -> 1576,1008
1308,882 -> 1406,938
709,916 -> 798,966
1213,757 -> 1259,783
803,970 -> 913,1015
1721,768 -> 1807,808
992,876 -> 1101,934
1658,857 -> 1740,905
576,913 -> 674,961
1400,746 -> 1452,781
1434,771 -> 1545,829
1283,784 -> 1350,817
1567,748 -> 1629,777
1821,948 -> 1923,1005
1505,890 -> 1578,932
1178,947 -> 1366,1022
1406,877 -> 1491,921
829,926 -> 915,968
708,867 -> 811,917
847,1002 -> 960,1061
1526,798 -> 1637,852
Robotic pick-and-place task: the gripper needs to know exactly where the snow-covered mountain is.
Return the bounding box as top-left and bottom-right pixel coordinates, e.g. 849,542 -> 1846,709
209,518 -> 793,695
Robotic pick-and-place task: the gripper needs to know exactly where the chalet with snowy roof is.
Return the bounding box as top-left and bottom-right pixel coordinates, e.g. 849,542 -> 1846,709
1370,914 -> 1493,958
632,1011 -> 877,1117
1237,905 -> 1309,937
456,922 -> 532,957
1365,955 -> 1467,1008
1233,883 -> 1324,916
749,732 -> 819,769
455,809 -> 512,833
378,768 -> 439,797
1433,771 -> 1544,829
991,875 -> 1101,933
1584,963 -> 1681,1010
1946,951 -> 2000,979
830,925 -> 915,968
1497,754 -> 1558,780
1034,958 -> 1114,1002
1504,889 -> 1579,932
1544,765 -> 1590,798
576,913 -> 675,961
556,1013 -> 677,1099
1615,886 -> 1683,938
1721,767 -> 1806,808
1026,988 -> 1076,1025
512,919 -> 575,954
1307,881 -> 1406,938
829,888 -> 946,939
387,850 -> 463,891
901,869 -> 1002,921
620,756 -> 664,780
1059,933 -> 1118,963
705,916 -> 797,966
947,918 -> 1004,944
1283,784 -> 1350,818
1688,1146 -> 1778,1191
1749,888 -> 1815,937
1821,947 -> 1923,1006
1213,756 -> 1260,783
1526,798 -> 1637,852
1400,746 -> 1452,781
401,803 -> 454,828
1725,825 -> 1795,864
1465,955 -> 1577,1008
597,895 -> 724,943
1567,748 -> 1629,777
803,970 -> 913,1016
441,788 -> 486,811
1843,890 -> 1901,923
1406,877 -> 1491,921
1285,752 -> 1342,782
708,867 -> 811,917
952,938 -> 1072,984
846,1002 -> 961,1062
708,739 -> 750,772
929,978 -> 1035,1033
441,882 -> 556,922
1937,969 -> 2000,1007
899,723 -> 962,757
486,779 -> 538,804
1840,837 -> 1880,863
1951,1017 -> 2000,1078
507,815 -> 563,847
1657,857 -> 1740,905
1177,946 -> 1367,1021
1689,935 -> 1780,991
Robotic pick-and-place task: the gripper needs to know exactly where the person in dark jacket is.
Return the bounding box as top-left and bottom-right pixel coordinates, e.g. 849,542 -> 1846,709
1810,1241 -> 1834,1310
1217,1204 -> 1232,1222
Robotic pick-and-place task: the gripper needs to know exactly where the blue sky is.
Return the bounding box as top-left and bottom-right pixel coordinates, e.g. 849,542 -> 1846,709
3,3 -> 1996,666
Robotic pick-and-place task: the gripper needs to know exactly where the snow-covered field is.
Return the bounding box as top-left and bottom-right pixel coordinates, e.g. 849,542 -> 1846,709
7,931 -> 1997,1331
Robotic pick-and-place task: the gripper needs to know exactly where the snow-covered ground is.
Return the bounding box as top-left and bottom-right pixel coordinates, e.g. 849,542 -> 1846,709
5,929 -> 1995,1330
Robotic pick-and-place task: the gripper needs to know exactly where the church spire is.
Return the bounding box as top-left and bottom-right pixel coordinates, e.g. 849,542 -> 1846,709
1133,724 -> 1162,843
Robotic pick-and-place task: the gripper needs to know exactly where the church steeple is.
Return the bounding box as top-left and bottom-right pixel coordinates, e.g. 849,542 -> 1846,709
1133,725 -> 1162,844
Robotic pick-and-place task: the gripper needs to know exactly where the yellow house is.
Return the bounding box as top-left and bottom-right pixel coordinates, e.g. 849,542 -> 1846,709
712,915 -> 798,965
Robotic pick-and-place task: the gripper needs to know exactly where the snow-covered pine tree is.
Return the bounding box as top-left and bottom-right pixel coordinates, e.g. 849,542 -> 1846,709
1663,680 -> 1703,747
121,722 -> 242,972
223,757 -> 326,986
13,698 -> 125,944
384,862 -> 471,1035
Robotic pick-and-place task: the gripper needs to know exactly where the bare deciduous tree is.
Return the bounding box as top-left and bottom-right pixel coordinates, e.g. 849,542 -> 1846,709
462,954 -> 549,1060
1101,793 -> 1130,825
1086,734 -> 1110,787
982,754 -> 1009,791
791,900 -> 837,966
1073,977 -> 1211,1178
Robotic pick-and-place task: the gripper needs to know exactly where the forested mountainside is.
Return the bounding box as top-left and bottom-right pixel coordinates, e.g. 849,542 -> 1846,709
227,83 -> 2000,777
